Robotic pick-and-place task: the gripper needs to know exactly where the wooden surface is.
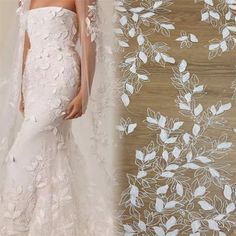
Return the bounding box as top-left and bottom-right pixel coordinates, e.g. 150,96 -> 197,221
117,1 -> 236,235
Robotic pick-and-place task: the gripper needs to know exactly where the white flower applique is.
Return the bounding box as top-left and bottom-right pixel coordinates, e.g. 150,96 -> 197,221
86,3 -> 98,42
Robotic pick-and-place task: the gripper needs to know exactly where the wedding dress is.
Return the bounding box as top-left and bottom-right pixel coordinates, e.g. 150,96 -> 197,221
0,2 -> 116,235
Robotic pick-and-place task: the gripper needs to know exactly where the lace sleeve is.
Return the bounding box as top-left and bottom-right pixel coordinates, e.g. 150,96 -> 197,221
75,0 -> 97,112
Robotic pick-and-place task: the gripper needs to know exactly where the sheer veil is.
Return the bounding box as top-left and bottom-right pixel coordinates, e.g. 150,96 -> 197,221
0,0 -> 117,234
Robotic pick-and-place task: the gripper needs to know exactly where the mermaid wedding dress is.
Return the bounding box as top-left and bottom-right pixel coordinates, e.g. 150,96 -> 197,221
0,6 -> 95,236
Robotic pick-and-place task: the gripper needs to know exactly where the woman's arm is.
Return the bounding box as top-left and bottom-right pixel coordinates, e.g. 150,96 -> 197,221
19,32 -> 30,115
22,32 -> 30,74
65,0 -> 97,120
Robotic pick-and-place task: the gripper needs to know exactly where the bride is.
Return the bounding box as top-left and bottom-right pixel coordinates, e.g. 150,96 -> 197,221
0,0 -> 115,235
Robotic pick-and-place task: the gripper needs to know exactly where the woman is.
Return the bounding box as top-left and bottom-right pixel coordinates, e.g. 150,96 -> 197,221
0,0 -> 115,235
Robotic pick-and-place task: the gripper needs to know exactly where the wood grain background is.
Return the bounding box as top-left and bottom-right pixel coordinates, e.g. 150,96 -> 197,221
117,1 -> 236,235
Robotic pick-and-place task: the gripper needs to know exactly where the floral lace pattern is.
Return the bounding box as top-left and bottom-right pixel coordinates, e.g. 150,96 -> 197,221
119,59 -> 236,236
0,7 -> 92,236
117,0 -> 236,235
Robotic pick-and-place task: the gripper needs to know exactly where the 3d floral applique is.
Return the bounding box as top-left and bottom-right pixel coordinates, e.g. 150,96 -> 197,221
0,7 -> 87,235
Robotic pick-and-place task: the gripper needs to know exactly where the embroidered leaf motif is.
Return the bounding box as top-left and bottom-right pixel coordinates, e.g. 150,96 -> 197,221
198,201 -> 214,210
156,185 -> 169,194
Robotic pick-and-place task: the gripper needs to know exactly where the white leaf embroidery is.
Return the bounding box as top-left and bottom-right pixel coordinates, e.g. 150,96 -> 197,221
205,0 -> 213,6
159,115 -> 167,128
130,63 -> 136,73
160,129 -> 168,142
127,123 -> 137,134
226,203 -> 235,214
166,164 -> 179,171
144,151 -> 156,162
165,216 -> 176,230
160,23 -> 175,30
198,201 -> 214,210
146,117 -> 158,124
138,74 -> 148,80
182,72 -> 190,82
136,150 -> 144,161
186,151 -> 193,162
161,172 -> 174,178
153,1 -> 163,9
196,156 -> 211,163
162,150 -> 169,161
172,121 -> 184,131
193,85 -> 204,93
216,103 -> 232,115
138,221 -> 146,231
217,142 -> 232,150
161,53 -> 175,64
119,40 -> 129,47
176,183 -> 183,196
179,103 -> 190,110
183,163 -> 200,169
191,220 -> 201,233
153,226 -> 165,236
128,28 -> 136,37
130,185 -> 139,197
209,168 -> 220,177
223,185 -> 232,201
194,186 -> 206,197
213,214 -> 226,221
194,104 -> 203,116
222,27 -> 230,38
139,51 -> 148,63
190,34 -> 199,42
137,35 -> 145,45
165,201 -> 178,209
207,220 -> 220,231
155,198 -> 164,212
124,225 -> 135,233
179,60 -> 187,72
141,12 -> 155,18
192,124 -> 201,136
165,137 -> 177,144
130,7 -> 144,13
183,133 -> 191,145
172,147 -> 181,159
201,12 -> 209,21
209,10 -> 220,20
121,93 -> 130,107
126,83 -> 134,94
156,185 -> 169,194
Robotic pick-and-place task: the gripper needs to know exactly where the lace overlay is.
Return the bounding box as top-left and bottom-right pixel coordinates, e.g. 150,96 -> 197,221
0,7 -> 90,236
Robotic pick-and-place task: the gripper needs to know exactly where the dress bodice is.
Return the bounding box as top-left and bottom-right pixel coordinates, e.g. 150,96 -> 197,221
26,7 -> 78,52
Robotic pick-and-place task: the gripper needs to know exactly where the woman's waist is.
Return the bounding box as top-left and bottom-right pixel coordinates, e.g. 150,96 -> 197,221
28,45 -> 80,60
29,42 -> 78,54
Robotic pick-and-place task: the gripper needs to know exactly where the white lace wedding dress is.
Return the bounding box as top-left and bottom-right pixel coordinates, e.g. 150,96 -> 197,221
0,6 -> 91,236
